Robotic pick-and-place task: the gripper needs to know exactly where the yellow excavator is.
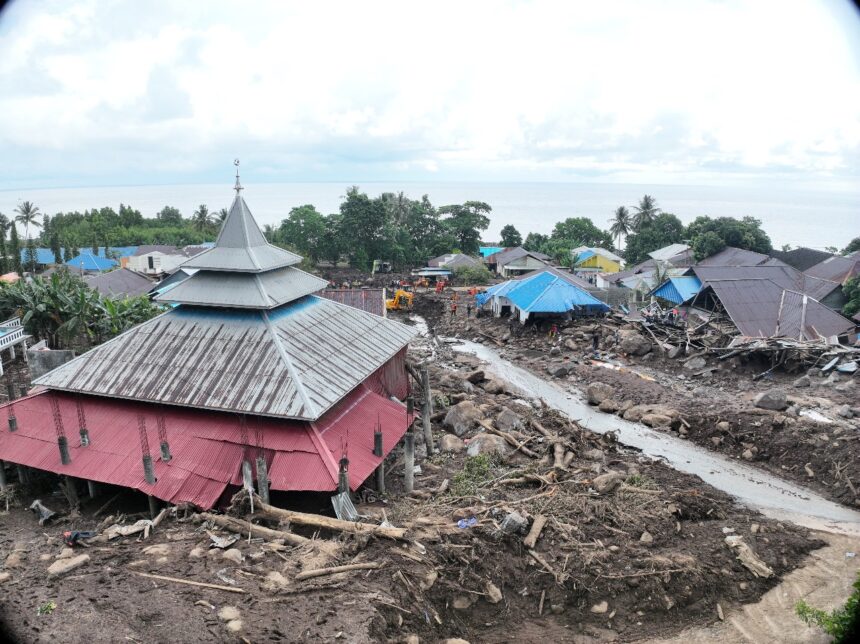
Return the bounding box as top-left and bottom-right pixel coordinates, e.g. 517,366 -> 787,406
385,289 -> 414,311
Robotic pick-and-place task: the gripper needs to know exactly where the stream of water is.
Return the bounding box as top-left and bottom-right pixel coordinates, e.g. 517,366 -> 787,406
449,339 -> 860,536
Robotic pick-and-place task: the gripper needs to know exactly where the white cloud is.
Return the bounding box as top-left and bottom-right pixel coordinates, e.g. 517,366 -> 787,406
0,0 -> 858,186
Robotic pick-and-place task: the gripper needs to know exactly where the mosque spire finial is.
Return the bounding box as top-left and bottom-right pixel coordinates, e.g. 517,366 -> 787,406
234,158 -> 243,194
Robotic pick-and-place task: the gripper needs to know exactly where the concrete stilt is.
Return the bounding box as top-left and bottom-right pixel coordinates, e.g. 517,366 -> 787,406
375,462 -> 385,494
338,457 -> 349,494
0,460 -> 7,491
404,434 -> 414,493
148,494 -> 158,519
64,476 -> 79,508
420,365 -> 434,453
87,480 -> 97,499
16,464 -> 28,484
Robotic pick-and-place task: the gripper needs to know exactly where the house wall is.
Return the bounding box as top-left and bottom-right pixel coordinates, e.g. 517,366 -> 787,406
577,255 -> 621,273
500,256 -> 548,277
127,252 -> 187,275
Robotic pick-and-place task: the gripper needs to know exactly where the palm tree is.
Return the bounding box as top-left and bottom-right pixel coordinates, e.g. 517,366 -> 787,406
216,208 -> 229,225
14,200 -> 41,238
631,195 -> 660,231
191,204 -> 212,233
608,206 -> 631,248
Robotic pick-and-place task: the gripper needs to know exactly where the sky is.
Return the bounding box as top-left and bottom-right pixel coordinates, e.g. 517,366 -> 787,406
1,0 -> 859,191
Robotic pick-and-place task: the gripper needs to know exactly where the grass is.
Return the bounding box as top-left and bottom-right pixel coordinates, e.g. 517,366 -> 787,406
450,454 -> 494,497
626,473 -> 658,489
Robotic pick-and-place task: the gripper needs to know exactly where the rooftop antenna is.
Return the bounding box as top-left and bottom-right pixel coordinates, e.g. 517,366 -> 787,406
234,158 -> 243,194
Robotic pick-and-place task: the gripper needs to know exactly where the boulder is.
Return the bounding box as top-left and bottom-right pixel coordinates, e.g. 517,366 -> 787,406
641,413 -> 673,428
622,405 -> 648,422
546,363 -> 569,378
47,554 -> 90,577
500,511 -> 528,535
590,601 -> 609,614
837,405 -> 854,419
598,398 -> 619,413
640,531 -> 654,544
440,434 -> 466,453
221,548 -> 244,564
753,389 -> 788,411
564,339 -> 578,351
549,347 -> 561,357
0,572 -> 10,583
667,345 -> 685,359
466,434 -> 508,457
618,330 -> 652,356
481,379 -> 506,394
586,382 -> 615,405
583,448 -> 605,461
793,375 -> 811,388
485,581 -> 503,604
444,401 -> 483,437
683,356 -> 708,371
465,370 -> 485,384
716,421 -> 731,432
496,407 -> 523,433
592,471 -> 624,494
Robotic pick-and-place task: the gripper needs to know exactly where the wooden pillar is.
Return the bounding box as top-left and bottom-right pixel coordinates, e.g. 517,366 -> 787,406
16,464 -> 28,484
255,456 -> 270,505
0,460 -> 7,491
87,480 -> 97,499
420,364 -> 434,453
403,434 -> 414,494
63,476 -> 79,508
374,429 -> 385,494
148,494 -> 158,519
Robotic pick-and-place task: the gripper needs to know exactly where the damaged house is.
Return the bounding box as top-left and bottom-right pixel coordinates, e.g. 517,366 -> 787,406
0,179 -> 416,510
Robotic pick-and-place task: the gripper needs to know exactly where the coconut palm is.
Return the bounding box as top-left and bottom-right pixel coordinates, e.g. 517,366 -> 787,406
608,206 -> 631,248
14,200 -> 41,238
191,204 -> 212,233
216,208 -> 229,225
631,195 -> 660,231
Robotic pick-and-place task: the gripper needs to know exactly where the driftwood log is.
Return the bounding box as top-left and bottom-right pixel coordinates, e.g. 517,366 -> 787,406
295,561 -> 383,581
199,512 -> 310,547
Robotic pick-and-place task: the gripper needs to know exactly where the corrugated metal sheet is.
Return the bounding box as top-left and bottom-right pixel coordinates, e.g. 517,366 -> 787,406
514,266 -> 595,290
651,276 -> 702,304
0,384 -> 411,507
85,268 -> 154,299
155,267 -> 329,309
65,253 -> 117,272
701,279 -> 854,340
181,195 -> 301,272
696,247 -> 779,267
648,243 -> 691,262
319,289 -> 385,317
804,255 -> 860,285
504,272 -> 609,314
34,296 -> 415,421
693,265 -> 839,301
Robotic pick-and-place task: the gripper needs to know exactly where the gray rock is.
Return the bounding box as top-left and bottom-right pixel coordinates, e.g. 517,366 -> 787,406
753,389 -> 788,411
683,356 -> 708,371
465,370 -> 485,383
837,405 -> 854,419
496,407 -> 523,433
549,347 -> 561,357
641,413 -> 672,428
440,434 -> 465,453
667,345 -> 685,359
466,433 -> 508,457
793,375 -> 811,388
586,382 -> 615,405
481,379 -> 506,394
592,471 -> 624,494
443,401 -> 483,437
618,330 -> 652,356
583,448 -> 605,461
500,511 -> 528,535
546,363 -> 569,378
564,338 -> 578,351
47,554 -> 90,577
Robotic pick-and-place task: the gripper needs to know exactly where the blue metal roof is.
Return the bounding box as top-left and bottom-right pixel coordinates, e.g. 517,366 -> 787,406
21,246 -> 139,265
574,249 -> 596,263
64,253 -> 118,272
479,246 -> 504,257
497,271 -> 609,314
651,276 -> 702,304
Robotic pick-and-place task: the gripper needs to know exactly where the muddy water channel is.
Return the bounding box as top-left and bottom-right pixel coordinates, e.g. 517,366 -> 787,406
450,339 -> 860,536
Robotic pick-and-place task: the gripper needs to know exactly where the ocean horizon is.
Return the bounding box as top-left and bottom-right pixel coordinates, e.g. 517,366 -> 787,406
1,180 -> 857,250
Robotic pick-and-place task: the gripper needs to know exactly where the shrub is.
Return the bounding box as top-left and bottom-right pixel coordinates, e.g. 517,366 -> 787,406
795,572 -> 860,643
450,454 -> 493,496
452,263 -> 492,285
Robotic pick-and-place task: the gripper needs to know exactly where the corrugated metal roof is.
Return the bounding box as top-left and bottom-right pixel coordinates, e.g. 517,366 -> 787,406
804,255 -> 860,285
154,267 -> 329,309
65,253 -> 117,272
651,276 -> 702,304
572,246 -> 623,262
514,265 -> 594,290
492,272 -> 610,314
648,243 -> 691,262
699,279 -> 853,340
34,296 -> 415,421
181,194 -> 301,272
697,246 -> 777,267
771,247 -> 835,272
85,268 -> 154,299
692,265 -> 839,301
486,247 -> 550,266
0,385 -> 410,507
319,289 -> 385,317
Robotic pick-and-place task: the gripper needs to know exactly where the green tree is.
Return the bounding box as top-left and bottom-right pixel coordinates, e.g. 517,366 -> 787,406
191,204 -> 212,233
843,277 -> 860,318
623,212 -> 686,265
452,263 -> 493,285
14,200 -> 42,238
157,205 -> 183,225
278,205 -> 327,262
215,208 -> 229,226
119,204 -> 144,228
523,232 -> 549,253
631,195 -> 660,231
609,206 -> 631,248
692,231 -> 725,261
9,223 -> 22,273
318,213 -> 346,266
340,186 -> 391,266
843,238 -> 860,255
500,224 -> 522,247
551,217 -> 614,250
439,201 -> 491,255
685,216 -> 772,260
24,238 -> 38,273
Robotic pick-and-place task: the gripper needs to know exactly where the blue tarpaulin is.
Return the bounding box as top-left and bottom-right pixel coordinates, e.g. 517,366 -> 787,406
479,246 -> 504,258
650,276 -> 702,304
64,253 -> 118,272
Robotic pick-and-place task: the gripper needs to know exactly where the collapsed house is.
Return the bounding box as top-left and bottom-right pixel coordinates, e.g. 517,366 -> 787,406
0,179 -> 416,509
477,267 -> 610,322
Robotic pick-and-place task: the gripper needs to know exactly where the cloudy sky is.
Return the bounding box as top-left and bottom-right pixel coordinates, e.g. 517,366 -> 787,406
1,0 -> 859,190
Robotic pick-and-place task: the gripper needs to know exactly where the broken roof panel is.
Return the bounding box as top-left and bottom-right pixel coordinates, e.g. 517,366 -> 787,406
651,276 -> 702,304
34,296 -> 416,421
697,279 -> 853,340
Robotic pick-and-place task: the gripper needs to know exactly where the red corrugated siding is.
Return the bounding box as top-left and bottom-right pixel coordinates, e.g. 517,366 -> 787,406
0,378 -> 411,508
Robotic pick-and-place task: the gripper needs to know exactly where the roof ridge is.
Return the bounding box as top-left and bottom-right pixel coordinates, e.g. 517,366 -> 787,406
261,310 -> 317,418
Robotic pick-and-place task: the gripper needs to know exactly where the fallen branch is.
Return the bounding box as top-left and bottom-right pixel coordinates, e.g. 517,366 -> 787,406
295,561 -> 383,581
478,420 -> 539,458
523,515 -> 546,549
199,512 -> 309,547
134,571 -> 247,594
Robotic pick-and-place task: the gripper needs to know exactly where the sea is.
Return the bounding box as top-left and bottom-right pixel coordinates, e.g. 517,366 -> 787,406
1,181 -> 857,250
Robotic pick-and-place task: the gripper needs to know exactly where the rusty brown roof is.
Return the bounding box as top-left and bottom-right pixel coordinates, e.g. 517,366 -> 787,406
692,265 -> 840,301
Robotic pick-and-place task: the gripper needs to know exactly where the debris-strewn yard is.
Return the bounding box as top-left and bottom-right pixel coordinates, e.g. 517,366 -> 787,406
416,290 -> 860,510
0,313 -> 825,643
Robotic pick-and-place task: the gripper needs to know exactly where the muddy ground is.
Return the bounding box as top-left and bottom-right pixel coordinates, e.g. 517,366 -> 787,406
416,291 -> 860,511
0,302 -> 836,643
